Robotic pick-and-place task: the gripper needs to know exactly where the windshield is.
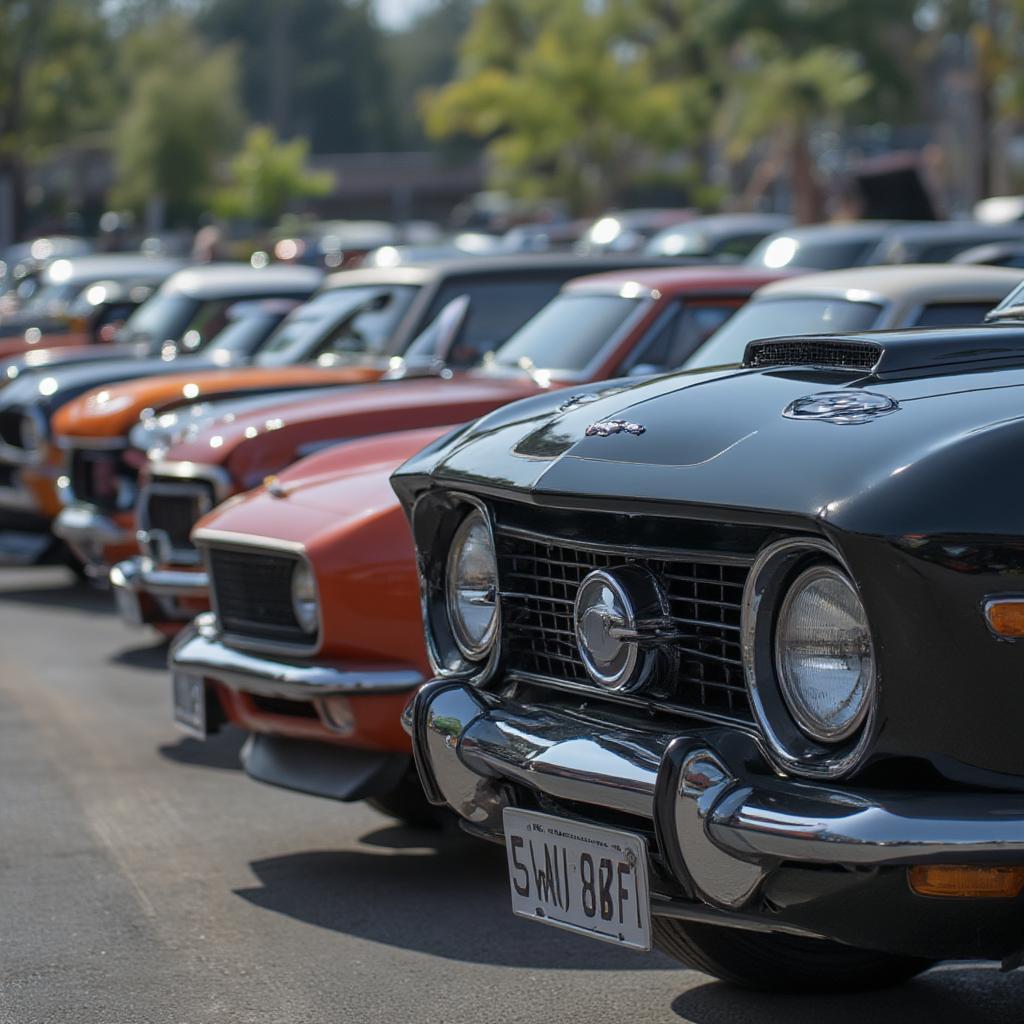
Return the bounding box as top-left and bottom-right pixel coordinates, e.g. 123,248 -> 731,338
255,285 -> 418,366
683,297 -> 884,369
116,292 -> 199,350
207,314 -> 286,356
17,281 -> 81,318
488,293 -> 641,373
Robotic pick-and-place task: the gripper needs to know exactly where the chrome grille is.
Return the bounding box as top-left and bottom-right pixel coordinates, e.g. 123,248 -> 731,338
70,448 -> 127,512
141,479 -> 215,560
744,339 -> 880,371
208,546 -> 313,648
496,527 -> 751,720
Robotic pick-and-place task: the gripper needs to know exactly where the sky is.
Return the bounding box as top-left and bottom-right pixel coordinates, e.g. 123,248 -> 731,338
374,0 -> 434,30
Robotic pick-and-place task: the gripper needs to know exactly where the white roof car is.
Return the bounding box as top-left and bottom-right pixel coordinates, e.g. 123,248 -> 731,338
684,263 -> 1023,369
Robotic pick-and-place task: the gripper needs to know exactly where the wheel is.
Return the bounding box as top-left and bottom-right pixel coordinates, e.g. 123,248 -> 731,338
367,769 -> 447,829
653,917 -> 934,993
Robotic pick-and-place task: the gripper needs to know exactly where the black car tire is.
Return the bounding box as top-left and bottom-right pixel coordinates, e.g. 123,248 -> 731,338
367,770 -> 446,829
653,918 -> 935,992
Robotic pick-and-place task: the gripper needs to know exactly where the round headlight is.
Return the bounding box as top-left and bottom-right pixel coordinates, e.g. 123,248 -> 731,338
290,562 -> 319,635
775,565 -> 875,743
446,510 -> 498,660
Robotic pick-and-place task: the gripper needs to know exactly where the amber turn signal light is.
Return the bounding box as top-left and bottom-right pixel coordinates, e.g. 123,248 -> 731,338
984,599 -> 1024,638
908,865 -> 1024,899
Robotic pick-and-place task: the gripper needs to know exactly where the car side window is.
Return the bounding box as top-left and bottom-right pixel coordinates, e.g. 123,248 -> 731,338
618,301 -> 739,374
425,277 -> 566,367
912,302 -> 997,327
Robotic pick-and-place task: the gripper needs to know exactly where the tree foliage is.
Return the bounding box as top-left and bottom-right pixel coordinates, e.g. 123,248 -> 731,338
213,126 -> 334,224
423,0 -> 713,213
111,15 -> 242,225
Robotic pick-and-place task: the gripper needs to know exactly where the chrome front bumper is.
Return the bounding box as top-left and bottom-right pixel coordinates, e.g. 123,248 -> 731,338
170,613 -> 424,701
110,556 -> 209,626
53,503 -> 131,573
410,681 -> 1024,912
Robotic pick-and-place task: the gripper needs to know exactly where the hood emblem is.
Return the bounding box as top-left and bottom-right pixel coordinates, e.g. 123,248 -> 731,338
558,393 -> 600,412
585,418 -> 646,437
784,391 -> 898,425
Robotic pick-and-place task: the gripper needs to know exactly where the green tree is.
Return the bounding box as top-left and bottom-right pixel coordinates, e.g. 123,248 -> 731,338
0,0 -> 115,239
717,32 -> 872,222
213,126 -> 334,225
422,0 -> 710,213
112,15 -> 242,227
197,0 -> 398,153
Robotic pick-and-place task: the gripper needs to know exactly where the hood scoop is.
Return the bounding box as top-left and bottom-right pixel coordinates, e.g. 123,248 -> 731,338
744,326 -> 1024,376
744,338 -> 881,372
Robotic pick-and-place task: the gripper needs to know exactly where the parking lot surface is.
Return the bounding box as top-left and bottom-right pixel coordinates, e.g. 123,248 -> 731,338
2,567 -> 1024,1023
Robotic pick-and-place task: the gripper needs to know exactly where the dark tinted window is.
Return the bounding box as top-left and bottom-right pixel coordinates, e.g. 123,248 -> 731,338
491,294 -> 640,372
912,302 -> 994,327
426,276 -> 567,366
684,297 -> 883,369
620,302 -> 738,373
748,236 -> 880,270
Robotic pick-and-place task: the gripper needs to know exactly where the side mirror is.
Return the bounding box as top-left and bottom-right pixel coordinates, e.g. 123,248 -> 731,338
382,294 -> 471,380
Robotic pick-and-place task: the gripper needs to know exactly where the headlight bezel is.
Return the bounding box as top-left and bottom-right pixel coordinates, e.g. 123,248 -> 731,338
445,508 -> 500,661
741,536 -> 879,780
411,491 -> 503,683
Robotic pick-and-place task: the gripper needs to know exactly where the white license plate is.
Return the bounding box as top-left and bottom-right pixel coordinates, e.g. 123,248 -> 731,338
502,808 -> 651,951
172,672 -> 206,740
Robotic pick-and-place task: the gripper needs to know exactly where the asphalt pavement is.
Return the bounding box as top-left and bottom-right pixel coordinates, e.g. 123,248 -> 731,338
2,566 -> 1024,1023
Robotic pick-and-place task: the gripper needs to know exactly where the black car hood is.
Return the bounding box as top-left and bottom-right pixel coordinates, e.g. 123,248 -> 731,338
420,362 -> 1024,537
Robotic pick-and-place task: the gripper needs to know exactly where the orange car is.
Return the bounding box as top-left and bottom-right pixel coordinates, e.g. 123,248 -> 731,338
170,426 -> 448,820
52,255 -> 696,584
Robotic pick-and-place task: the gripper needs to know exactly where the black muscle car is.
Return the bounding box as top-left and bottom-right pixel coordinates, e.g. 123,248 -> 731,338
392,317 -> 1024,991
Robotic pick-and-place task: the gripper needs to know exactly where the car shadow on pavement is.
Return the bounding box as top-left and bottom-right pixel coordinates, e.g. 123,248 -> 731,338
234,825 -> 676,971
0,571 -> 112,614
158,725 -> 246,771
671,962 -> 1024,1023
109,640 -> 169,671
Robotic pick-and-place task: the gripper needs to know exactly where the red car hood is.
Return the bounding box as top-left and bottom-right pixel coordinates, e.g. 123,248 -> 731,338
162,374 -> 544,491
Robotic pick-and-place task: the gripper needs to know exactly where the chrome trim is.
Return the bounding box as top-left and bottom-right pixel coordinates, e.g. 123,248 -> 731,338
110,556 -> 209,598
419,491 -> 503,682
53,504 -> 132,547
740,536 -> 879,780
981,595 -> 1024,641
137,478 -> 216,565
495,523 -> 754,567
169,614 -> 422,700
147,460 -> 233,502
194,533 -> 323,657
413,681 -> 1024,905
192,527 -> 306,554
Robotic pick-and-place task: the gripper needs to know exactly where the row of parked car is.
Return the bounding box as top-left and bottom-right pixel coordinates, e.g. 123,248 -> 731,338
5,217 -> 1024,994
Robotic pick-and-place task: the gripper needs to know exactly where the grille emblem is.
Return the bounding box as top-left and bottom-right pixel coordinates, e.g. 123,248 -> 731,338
784,391 -> 898,425
585,419 -> 646,437
573,567 -> 674,691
